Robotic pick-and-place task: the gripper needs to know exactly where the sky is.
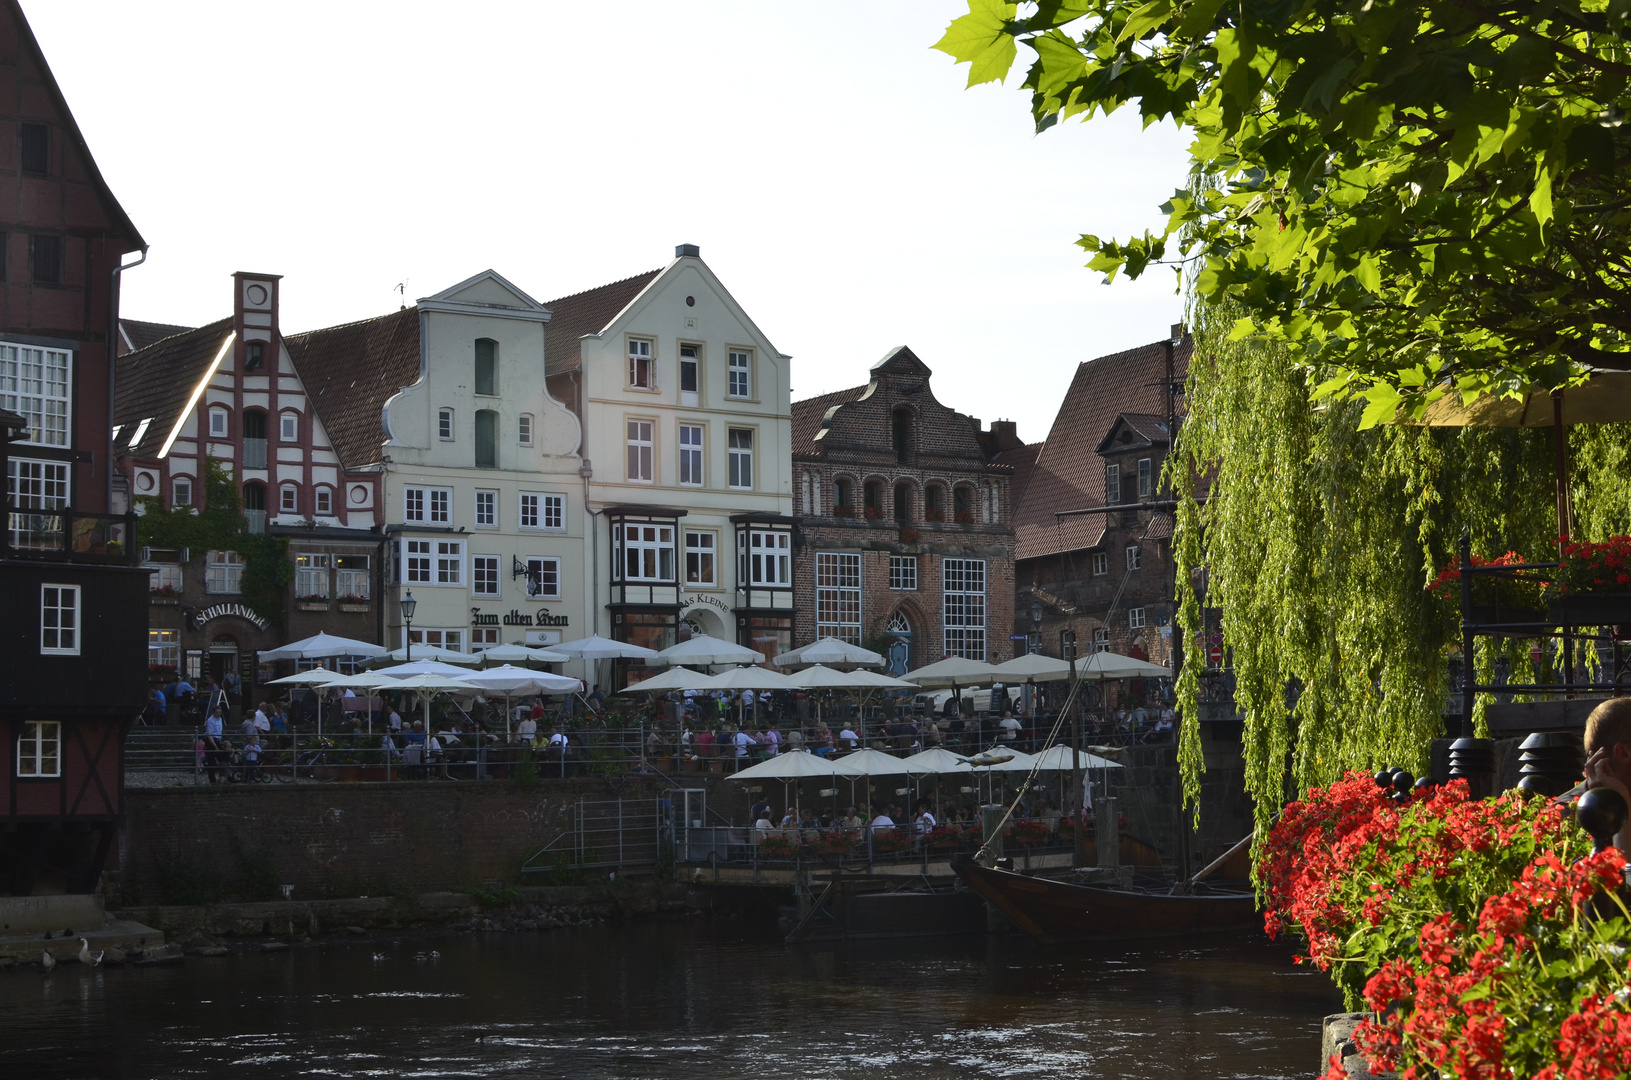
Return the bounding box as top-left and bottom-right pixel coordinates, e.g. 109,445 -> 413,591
26,1 -> 1190,442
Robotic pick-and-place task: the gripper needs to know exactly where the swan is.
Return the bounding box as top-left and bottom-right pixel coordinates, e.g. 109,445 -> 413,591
40,949 -> 55,972
78,938 -> 103,967
371,952 -> 388,962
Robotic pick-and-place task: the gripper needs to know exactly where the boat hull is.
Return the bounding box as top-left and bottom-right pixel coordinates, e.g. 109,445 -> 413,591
953,857 -> 1261,942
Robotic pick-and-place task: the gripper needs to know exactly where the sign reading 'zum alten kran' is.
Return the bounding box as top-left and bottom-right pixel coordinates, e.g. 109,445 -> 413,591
470,608 -> 569,628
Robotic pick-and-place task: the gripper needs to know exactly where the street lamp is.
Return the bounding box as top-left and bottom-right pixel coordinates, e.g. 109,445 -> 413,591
1029,600 -> 1043,656
401,590 -> 417,661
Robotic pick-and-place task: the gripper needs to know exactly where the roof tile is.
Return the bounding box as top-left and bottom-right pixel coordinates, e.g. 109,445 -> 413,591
284,307 -> 421,472
542,270 -> 662,377
790,385 -> 867,456
113,318 -> 234,457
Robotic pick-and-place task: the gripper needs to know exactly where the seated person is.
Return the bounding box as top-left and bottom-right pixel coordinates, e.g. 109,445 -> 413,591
838,725 -> 861,751
516,714 -> 538,743
997,710 -> 1023,745
405,720 -> 428,746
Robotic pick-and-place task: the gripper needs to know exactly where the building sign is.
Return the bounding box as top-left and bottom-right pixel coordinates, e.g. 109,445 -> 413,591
681,594 -> 731,613
193,603 -> 270,631
470,607 -> 569,628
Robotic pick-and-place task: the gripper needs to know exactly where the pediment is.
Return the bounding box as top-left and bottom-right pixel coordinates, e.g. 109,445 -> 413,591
420,270 -> 551,322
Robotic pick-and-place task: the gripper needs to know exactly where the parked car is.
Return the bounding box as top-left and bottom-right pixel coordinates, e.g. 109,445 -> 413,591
912,686 -> 1022,717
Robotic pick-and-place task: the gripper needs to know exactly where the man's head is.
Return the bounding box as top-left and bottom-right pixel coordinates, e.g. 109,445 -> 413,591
1585,698 -> 1631,759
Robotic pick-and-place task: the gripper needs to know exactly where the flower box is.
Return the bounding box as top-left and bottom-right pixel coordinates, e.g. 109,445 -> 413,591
339,603 -> 370,613
899,528 -> 921,544
149,596 -> 179,606
1005,819 -> 1049,845
298,601 -> 329,612
871,828 -> 912,854
833,505 -> 856,518
954,511 -> 975,525
924,509 -> 946,523
1547,592 -> 1631,627
863,507 -> 883,520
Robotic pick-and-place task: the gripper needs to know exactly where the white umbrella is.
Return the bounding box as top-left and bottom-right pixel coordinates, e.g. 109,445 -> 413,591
725,750 -> 852,782
795,665 -> 915,690
265,666 -> 348,686
476,643 -> 570,665
372,645 -> 479,665
900,746 -> 977,774
1030,744 -> 1123,771
656,634 -> 764,666
1074,650 -> 1173,680
370,674 -> 482,746
459,665 -> 583,742
553,635 -> 660,661
832,748 -> 922,777
775,636 -> 885,669
690,666 -> 805,692
371,659 -> 482,679
901,655 -> 1005,688
993,653 -> 1073,682
617,666 -> 714,694
257,632 -> 388,662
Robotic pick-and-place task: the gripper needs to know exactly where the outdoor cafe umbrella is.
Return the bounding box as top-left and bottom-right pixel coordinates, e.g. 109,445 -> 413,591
372,645 -> 479,665
553,635 -> 661,661
617,666 -> 714,694
828,747 -> 922,815
370,659 -> 482,679
459,665 -> 583,741
692,665 -> 804,730
368,673 -> 481,744
256,632 -> 388,662
725,749 -> 853,817
993,652 -> 1073,682
655,634 -> 765,667
794,664 -> 916,726
476,643 -> 570,665
774,636 -> 885,669
900,655 -> 1004,688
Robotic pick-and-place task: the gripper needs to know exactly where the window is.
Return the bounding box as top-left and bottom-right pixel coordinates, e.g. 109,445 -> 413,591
209,407 -> 228,439
815,552 -> 862,643
626,419 -> 653,482
241,410 -> 268,468
893,482 -> 912,524
1126,545 -> 1141,570
173,477 -> 193,507
678,424 -> 704,486
405,539 -> 463,585
953,486 -> 972,522
890,554 -> 918,591
892,408 -> 912,463
0,344 -> 71,446
519,492 -> 564,530
30,234 -> 61,284
519,413 -> 533,447
315,487 -> 333,516
435,540 -> 463,585
728,349 -> 751,398
943,558 -> 987,661
618,523 -> 675,582
471,627 -> 500,651
280,411 -> 298,441
628,338 -> 654,388
1138,457 -> 1153,498
1092,551 -> 1109,577
438,408 -> 454,441
1128,607 -> 1146,629
20,122 -> 47,175
1105,463 -> 1121,504
924,484 -> 944,521
403,486 -> 452,524
295,553 -> 330,598
474,338 -> 497,396
145,558 -> 183,593
280,485 -> 299,514
8,457 -> 67,549
406,628 -> 463,653
1092,628 -> 1109,653
405,539 -> 431,583
473,555 -> 500,598
40,583 -> 79,654
16,721 -> 59,778
335,555 -> 370,599
205,550 -> 244,594
524,556 -> 560,599
680,343 -> 699,394
685,531 -> 716,586
740,529 -> 790,586
474,489 -> 497,528
148,630 -> 180,671
728,429 -> 753,489
834,478 -> 854,514
245,342 -> 264,370
475,409 -> 497,468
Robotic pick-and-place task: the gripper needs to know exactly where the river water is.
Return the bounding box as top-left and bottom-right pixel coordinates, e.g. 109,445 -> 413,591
1,921 -> 1339,1079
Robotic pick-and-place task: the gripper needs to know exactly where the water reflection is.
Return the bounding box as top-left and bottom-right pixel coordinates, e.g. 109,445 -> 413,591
0,921 -> 1338,1079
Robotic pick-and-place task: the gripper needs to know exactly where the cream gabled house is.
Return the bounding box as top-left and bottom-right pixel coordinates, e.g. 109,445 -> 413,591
544,244 -> 795,661
380,271 -> 588,653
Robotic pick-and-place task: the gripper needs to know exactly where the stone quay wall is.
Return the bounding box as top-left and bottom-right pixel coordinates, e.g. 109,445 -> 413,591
1105,735 -> 1254,877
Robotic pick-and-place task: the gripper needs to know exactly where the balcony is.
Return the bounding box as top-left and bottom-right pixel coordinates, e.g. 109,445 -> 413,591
242,437 -> 268,470
5,509 -> 139,565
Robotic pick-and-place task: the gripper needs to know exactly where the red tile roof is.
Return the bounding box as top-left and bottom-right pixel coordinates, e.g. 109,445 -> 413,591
118,319 -> 194,354
542,270 -> 662,377
790,385 -> 867,456
284,307 -> 421,471
1013,337 -> 1190,561
113,319 -> 234,457
993,441 -> 1043,505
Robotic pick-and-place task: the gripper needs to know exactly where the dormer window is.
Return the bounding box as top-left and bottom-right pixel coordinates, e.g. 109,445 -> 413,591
208,407 -> 229,439
475,338 -> 497,396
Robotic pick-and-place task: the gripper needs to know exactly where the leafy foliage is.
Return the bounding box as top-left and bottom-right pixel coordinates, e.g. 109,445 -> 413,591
934,0 -> 1631,412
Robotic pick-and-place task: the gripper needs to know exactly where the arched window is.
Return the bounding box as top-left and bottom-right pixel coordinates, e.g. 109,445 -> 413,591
833,477 -> 854,517
474,409 -> 498,468
864,480 -> 884,520
475,338 -> 498,396
893,481 -> 913,524
953,485 -> 973,523
891,408 -> 913,464
925,483 -> 945,522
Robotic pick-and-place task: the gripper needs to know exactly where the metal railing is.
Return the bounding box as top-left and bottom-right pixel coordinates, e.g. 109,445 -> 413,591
242,437 -> 267,469
521,796 -> 677,876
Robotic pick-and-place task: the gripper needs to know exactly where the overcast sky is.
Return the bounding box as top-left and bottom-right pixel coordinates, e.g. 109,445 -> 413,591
28,1 -> 1189,442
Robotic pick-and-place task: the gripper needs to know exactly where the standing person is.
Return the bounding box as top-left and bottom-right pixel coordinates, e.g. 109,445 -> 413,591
998,709 -> 1023,747
254,702 -> 272,735
587,684 -> 607,712
223,669 -> 242,717
242,734 -> 261,783
203,705 -> 225,782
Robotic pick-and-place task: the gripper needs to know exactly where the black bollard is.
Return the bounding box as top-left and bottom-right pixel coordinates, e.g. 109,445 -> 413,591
1517,732 -> 1584,798
1576,788 -> 1628,855
1448,737 -> 1496,799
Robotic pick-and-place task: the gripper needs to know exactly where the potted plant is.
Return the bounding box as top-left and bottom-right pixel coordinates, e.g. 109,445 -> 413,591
756,834 -> 798,859
925,507 -> 946,523
1546,535 -> 1631,626
864,506 -> 883,520
899,527 -> 921,544
834,504 -> 856,518
807,831 -> 853,858
1006,819 -> 1048,846
925,824 -> 963,852
872,827 -> 912,855
1428,550 -> 1546,624
955,510 -> 975,525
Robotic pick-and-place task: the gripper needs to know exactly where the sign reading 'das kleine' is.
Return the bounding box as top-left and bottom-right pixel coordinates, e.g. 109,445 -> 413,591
470,607 -> 569,628
194,603 -> 270,631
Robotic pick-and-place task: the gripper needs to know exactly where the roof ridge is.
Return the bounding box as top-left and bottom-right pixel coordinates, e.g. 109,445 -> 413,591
285,305 -> 418,341
542,269 -> 663,307
120,315 -> 233,358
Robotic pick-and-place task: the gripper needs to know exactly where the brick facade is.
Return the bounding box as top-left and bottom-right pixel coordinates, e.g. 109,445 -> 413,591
790,347 -> 1018,671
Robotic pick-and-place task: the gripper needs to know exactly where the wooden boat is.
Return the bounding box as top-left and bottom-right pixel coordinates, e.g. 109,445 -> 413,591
953,856 -> 1262,942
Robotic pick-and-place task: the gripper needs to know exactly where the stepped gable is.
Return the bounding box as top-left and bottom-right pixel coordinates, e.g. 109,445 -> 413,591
542,270 -> 662,376
284,307 -> 421,472
790,384 -> 866,455
1014,338 -> 1189,561
113,319 -> 234,457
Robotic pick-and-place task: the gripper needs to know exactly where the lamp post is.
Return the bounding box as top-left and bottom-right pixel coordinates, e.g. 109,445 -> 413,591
1029,599 -> 1043,656
401,590 -> 417,662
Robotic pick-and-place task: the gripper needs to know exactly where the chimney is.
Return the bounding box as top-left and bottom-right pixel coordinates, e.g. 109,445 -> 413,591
233,271 -> 283,372
675,243 -> 700,258
1170,322 -> 1186,344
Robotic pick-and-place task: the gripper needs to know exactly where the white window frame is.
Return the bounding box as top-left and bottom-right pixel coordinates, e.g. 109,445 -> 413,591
626,419 -> 654,483
280,411 -> 298,442
519,413 -> 533,447
0,343 -> 71,446
16,720 -> 60,777
739,529 -> 790,587
173,476 -> 193,507
679,343 -> 700,396
335,554 -> 371,599
1128,607 -> 1147,629
628,337 -> 655,389
404,538 -> 432,584
205,550 -> 245,594
41,583 -> 79,655
524,556 -> 561,600
295,553 -> 330,598
471,626 -> 500,652
8,457 -> 68,550
942,557 -> 987,661
1137,456 -> 1153,498
403,486 -> 452,524
728,428 -> 753,490
1105,462 -> 1121,504
315,487 -> 333,516
684,530 -> 716,587
1092,628 -> 1109,653
144,559 -> 183,593
1126,545 -> 1141,571
208,407 -> 229,439
280,484 -> 299,514
149,629 -> 180,670
618,523 -> 675,582
728,349 -> 752,398
405,628 -> 464,653
1091,551 -> 1109,577
815,552 -> 862,644
438,408 -> 454,441
472,554 -> 500,598
678,423 -> 704,487
474,489 -> 497,528
889,554 -> 918,591
435,540 -> 464,585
